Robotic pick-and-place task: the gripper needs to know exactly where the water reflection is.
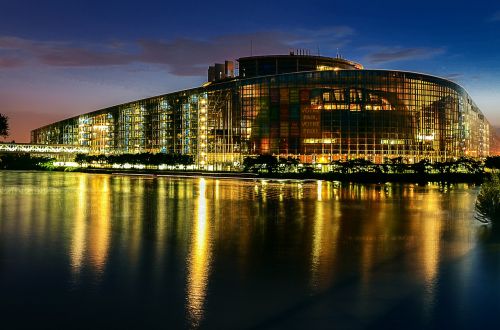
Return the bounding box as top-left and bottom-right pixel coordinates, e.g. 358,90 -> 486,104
89,176 -> 111,277
0,172 -> 483,328
70,175 -> 87,282
69,175 -> 112,284
310,181 -> 341,292
186,178 -> 212,327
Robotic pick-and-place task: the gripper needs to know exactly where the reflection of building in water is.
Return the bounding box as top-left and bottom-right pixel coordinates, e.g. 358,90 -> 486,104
310,181 -> 341,291
32,54 -> 490,169
88,176 -> 111,275
187,178 -> 212,327
70,175 -> 111,281
70,175 -> 87,278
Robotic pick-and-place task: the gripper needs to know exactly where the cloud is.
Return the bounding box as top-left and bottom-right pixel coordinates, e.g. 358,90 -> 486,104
0,36 -> 137,67
136,28 -> 353,76
442,73 -> 463,80
0,57 -> 24,68
364,47 -> 445,64
489,11 -> 500,22
0,28 -> 354,76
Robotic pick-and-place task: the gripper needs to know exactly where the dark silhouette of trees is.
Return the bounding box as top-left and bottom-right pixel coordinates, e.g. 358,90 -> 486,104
485,156 -> 500,172
0,153 -> 53,170
243,154 -> 489,181
277,156 -> 299,173
389,157 -> 405,174
476,174 -> 500,224
0,113 -> 8,138
243,155 -> 278,173
74,152 -> 194,168
413,159 -> 430,176
456,157 -> 483,174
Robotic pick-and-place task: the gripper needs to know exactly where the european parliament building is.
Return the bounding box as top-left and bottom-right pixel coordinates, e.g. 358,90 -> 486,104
31,53 -> 490,170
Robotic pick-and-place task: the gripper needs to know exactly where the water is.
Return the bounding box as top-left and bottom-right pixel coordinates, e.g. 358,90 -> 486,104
0,171 -> 496,329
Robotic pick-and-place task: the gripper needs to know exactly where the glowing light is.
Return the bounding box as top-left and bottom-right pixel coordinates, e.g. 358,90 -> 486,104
92,125 -> 109,131
0,143 -> 89,154
303,138 -> 335,144
88,176 -> 111,278
53,161 -> 79,167
187,178 -> 211,327
317,180 -> 322,201
70,175 -> 87,284
417,134 -> 435,141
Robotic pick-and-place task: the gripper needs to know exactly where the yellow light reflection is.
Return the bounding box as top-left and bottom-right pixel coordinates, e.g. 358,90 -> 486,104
187,178 -> 212,327
417,189 -> 443,315
310,197 -> 324,290
70,175 -> 87,281
317,180 -> 322,201
310,182 -> 340,291
88,176 -> 111,278
156,179 -> 167,262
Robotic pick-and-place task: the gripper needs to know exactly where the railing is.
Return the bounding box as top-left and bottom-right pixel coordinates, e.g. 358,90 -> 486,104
0,143 -> 90,154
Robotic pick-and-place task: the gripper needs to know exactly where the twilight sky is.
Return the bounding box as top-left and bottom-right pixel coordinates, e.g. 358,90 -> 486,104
1,0 -> 499,142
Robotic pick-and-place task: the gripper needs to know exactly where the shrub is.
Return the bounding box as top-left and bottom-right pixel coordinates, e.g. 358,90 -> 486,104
476,174 -> 500,223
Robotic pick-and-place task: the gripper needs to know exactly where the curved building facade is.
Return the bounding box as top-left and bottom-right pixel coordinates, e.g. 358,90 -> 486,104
31,54 -> 490,169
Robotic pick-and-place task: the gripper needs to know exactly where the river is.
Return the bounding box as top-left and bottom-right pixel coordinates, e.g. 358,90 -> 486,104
0,171 -> 496,329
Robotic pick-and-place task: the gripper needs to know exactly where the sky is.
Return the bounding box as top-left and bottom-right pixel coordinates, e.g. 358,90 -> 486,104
0,0 -> 499,142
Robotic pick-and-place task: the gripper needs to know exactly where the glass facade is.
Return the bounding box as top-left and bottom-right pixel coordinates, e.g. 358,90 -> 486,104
31,58 -> 490,169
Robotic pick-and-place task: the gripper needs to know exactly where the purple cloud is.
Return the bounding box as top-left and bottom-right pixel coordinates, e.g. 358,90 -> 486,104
0,57 -> 24,68
0,28 -> 354,76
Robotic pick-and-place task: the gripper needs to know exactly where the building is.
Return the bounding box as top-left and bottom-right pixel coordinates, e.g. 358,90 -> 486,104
31,53 -> 490,170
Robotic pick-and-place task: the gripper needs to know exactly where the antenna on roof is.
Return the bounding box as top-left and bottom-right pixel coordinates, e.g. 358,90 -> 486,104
250,40 -> 253,56
317,45 -> 320,56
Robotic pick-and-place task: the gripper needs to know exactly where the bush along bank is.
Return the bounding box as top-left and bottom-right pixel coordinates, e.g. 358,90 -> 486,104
242,155 -> 497,183
476,173 -> 500,225
0,153 -> 54,170
1,152 -> 499,184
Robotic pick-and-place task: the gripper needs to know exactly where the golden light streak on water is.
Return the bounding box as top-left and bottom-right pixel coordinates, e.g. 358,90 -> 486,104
310,181 -> 340,291
155,179 -> 167,280
401,187 -> 444,321
317,180 -> 322,202
88,176 -> 111,278
310,193 -> 324,290
70,174 -> 87,281
126,178 -> 143,269
187,178 -> 212,328
420,194 -> 442,292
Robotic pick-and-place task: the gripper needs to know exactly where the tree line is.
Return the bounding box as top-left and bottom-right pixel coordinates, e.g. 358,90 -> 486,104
0,153 -> 53,170
74,152 -> 194,167
243,155 -> 500,175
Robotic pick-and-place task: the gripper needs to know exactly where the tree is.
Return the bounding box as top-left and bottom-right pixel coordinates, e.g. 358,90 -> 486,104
242,155 -> 278,173
0,113 -> 8,138
485,156 -> 500,172
475,174 -> 500,224
74,153 -> 88,165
